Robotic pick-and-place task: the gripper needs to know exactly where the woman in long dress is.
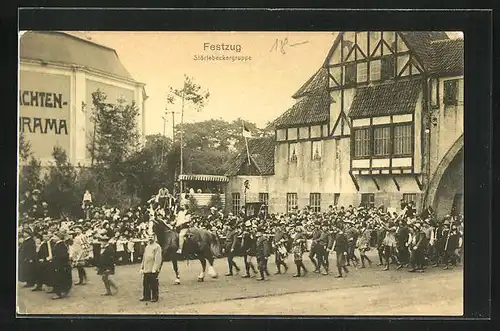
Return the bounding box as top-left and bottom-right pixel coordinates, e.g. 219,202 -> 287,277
71,226 -> 91,285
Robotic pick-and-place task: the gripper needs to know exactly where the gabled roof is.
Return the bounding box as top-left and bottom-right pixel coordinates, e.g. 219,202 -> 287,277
399,31 -> 450,71
292,67 -> 329,99
225,137 -> 275,176
349,79 -> 422,119
271,90 -> 331,129
428,38 -> 464,75
20,31 -> 135,80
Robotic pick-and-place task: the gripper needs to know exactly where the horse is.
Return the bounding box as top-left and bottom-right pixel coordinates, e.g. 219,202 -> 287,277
153,220 -> 221,284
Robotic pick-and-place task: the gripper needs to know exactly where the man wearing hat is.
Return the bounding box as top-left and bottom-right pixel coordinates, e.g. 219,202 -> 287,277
317,221 -> 334,275
175,204 -> 192,254
140,234 -> 163,302
408,222 -> 427,273
333,225 -> 349,278
308,220 -> 323,273
255,226 -> 270,281
224,217 -> 241,276
241,221 -> 257,278
291,223 -> 308,277
96,234 -> 118,296
19,230 -> 37,288
52,230 -> 72,299
273,219 -> 289,274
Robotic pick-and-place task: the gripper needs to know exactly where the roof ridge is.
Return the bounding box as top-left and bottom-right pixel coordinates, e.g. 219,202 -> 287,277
431,38 -> 463,44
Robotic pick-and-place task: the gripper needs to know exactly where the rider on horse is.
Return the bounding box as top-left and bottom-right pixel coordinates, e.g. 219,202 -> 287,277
175,204 -> 192,254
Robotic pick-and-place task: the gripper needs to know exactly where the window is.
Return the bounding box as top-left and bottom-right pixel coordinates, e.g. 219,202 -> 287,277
444,79 -> 459,106
344,63 -> 357,85
373,126 -> 391,156
402,193 -> 417,205
361,193 -> 375,208
311,141 -> 322,160
299,127 -> 309,139
259,193 -> 269,206
276,129 -> 286,141
393,124 -> 412,155
381,55 -> 395,81
310,193 -> 321,212
370,60 -> 381,81
286,193 -> 298,213
334,193 -> 340,206
357,62 -> 368,83
287,127 -> 298,140
289,143 -> 298,162
232,193 -> 240,215
354,128 -> 370,158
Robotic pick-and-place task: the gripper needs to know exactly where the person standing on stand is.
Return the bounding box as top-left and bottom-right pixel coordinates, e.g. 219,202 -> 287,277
139,234 -> 163,302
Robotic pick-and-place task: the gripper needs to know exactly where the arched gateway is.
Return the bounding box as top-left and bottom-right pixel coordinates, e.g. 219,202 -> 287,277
424,134 -> 464,218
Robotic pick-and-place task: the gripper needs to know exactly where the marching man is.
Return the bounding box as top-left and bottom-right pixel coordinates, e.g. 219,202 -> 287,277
175,205 -> 192,254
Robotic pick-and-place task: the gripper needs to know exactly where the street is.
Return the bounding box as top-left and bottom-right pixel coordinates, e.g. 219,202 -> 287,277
17,251 -> 463,315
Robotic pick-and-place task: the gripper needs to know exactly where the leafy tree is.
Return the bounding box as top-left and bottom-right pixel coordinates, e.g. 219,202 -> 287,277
42,146 -> 80,218
88,90 -> 140,168
18,157 -> 43,197
19,132 -> 32,162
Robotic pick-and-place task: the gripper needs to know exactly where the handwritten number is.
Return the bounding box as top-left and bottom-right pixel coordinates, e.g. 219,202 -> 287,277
271,38 -> 308,55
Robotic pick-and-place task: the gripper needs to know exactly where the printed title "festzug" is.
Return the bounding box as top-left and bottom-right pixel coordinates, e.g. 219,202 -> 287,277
204,43 -> 242,52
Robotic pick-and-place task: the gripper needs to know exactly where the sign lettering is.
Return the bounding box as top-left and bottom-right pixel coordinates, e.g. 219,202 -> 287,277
19,90 -> 66,108
20,117 -> 68,135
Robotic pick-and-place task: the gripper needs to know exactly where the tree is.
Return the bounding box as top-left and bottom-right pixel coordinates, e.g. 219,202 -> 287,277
167,75 -> 210,189
18,157 -> 43,197
85,89 -> 142,210
88,90 -> 141,168
19,132 -> 32,163
43,146 -> 80,218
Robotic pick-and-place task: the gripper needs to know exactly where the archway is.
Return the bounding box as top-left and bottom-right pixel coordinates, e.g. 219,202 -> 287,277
425,134 -> 464,218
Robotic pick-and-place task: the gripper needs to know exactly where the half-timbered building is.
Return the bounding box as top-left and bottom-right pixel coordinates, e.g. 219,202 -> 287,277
226,31 -> 464,218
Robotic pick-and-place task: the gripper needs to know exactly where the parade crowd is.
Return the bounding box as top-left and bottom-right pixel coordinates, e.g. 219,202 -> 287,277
18,188 -> 464,302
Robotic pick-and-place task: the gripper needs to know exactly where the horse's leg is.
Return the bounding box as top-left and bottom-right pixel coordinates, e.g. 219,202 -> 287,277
207,254 -> 218,278
172,259 -> 180,285
198,257 -> 206,282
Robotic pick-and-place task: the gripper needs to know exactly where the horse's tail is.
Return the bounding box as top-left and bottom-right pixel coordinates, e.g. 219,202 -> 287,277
210,232 -> 222,258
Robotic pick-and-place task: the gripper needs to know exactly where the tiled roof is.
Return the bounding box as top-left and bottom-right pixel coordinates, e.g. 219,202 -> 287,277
292,67 -> 329,99
399,31 -> 450,71
20,31 -> 134,80
428,39 -> 464,75
271,90 -> 331,129
349,79 -> 422,119
225,137 -> 275,176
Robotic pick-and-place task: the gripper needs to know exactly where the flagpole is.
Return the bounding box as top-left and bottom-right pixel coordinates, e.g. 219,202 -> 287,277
242,120 -> 251,166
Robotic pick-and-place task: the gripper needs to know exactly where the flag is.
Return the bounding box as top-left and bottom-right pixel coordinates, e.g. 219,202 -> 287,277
242,121 -> 252,138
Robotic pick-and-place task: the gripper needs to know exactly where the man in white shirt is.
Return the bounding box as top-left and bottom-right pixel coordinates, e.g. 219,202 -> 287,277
175,205 -> 191,254
139,235 -> 162,302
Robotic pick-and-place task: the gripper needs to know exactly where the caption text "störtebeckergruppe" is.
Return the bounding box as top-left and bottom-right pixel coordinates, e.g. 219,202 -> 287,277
193,43 -> 252,62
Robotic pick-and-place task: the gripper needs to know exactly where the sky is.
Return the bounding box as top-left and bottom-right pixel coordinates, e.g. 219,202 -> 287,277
81,31 -> 463,138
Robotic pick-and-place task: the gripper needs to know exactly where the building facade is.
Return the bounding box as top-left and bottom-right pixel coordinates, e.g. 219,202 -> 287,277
226,32 -> 464,218
19,31 -> 147,166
